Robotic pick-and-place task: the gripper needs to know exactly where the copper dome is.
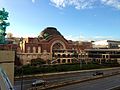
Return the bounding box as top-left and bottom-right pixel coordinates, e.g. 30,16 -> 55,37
40,27 -> 62,39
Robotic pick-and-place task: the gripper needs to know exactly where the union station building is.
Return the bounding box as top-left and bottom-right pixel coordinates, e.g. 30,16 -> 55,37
1,27 -> 120,65
17,27 -> 92,65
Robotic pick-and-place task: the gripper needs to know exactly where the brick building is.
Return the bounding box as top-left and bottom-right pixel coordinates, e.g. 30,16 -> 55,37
17,27 -> 92,65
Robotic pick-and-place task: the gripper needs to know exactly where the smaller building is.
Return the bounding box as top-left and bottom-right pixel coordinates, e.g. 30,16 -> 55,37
85,48 -> 120,64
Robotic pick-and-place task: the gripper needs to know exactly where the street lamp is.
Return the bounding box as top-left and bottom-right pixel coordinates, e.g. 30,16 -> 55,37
19,37 -> 24,90
80,59 -> 82,69
78,53 -> 82,69
19,65 -> 23,90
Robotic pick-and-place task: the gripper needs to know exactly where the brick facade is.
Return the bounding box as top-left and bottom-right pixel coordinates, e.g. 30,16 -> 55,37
17,27 -> 92,65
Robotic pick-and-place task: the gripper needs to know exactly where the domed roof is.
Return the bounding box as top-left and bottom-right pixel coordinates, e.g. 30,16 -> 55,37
40,27 -> 62,39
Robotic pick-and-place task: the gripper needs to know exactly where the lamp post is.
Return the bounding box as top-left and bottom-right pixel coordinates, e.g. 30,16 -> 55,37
78,53 -> 82,69
20,66 -> 23,90
80,59 -> 82,69
19,37 -> 24,90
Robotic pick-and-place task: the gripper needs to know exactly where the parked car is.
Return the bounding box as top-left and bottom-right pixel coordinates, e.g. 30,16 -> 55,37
93,71 -> 104,76
32,79 -> 46,86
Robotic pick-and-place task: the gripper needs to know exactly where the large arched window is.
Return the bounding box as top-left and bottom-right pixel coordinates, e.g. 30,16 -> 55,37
52,42 -> 64,50
51,40 -> 66,53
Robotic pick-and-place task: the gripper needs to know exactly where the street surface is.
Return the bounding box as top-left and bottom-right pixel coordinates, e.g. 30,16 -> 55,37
14,67 -> 120,90
54,74 -> 120,90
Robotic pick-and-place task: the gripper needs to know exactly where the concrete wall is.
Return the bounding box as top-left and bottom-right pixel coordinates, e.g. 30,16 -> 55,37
0,50 -> 15,85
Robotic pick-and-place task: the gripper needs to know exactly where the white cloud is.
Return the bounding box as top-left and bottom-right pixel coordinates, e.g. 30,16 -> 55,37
65,35 -> 80,41
50,0 -> 120,10
50,0 -> 97,10
93,35 -> 114,41
50,0 -> 66,8
101,0 -> 120,9
65,34 -> 115,41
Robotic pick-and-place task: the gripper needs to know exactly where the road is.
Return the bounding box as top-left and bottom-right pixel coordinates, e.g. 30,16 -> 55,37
54,74 -> 120,90
14,67 -> 120,90
14,79 -> 33,90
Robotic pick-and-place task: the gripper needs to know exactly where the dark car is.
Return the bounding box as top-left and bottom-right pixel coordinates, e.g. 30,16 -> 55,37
93,71 -> 104,76
32,79 -> 46,86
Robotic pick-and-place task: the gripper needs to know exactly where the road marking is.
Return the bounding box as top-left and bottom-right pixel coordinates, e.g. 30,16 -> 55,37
107,85 -> 120,90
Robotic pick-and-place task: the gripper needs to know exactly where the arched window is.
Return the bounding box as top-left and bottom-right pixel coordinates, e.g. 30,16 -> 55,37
27,47 -> 30,53
57,59 -> 60,63
58,54 -> 61,57
38,46 -> 41,53
52,43 -> 64,50
62,59 -> 66,63
67,54 -> 70,57
33,47 -> 36,53
62,54 -> 66,57
68,59 -> 70,63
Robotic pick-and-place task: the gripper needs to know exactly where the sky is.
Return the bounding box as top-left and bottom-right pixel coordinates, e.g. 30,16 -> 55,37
0,0 -> 120,41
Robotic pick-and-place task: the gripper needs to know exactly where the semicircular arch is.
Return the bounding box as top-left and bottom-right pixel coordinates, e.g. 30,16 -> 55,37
50,40 -> 66,53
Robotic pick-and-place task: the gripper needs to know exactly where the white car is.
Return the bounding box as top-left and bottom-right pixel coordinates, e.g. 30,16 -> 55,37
32,79 -> 46,86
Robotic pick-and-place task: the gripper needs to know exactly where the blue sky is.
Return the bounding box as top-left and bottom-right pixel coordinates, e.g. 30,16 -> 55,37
0,0 -> 120,41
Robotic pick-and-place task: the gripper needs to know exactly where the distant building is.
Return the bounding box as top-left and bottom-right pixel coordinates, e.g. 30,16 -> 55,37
77,40 -> 120,64
85,48 -> 120,64
92,40 -> 120,49
17,27 -> 92,65
0,33 -> 21,51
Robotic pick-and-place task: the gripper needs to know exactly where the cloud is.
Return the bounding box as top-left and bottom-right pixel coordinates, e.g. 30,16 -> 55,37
32,0 -> 35,3
64,34 -> 117,41
101,0 -> 120,9
94,35 -> 113,39
50,0 -> 97,10
65,35 -> 80,41
50,0 -> 120,10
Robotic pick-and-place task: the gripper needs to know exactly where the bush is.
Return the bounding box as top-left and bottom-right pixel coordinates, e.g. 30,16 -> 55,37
31,58 -> 46,66
14,63 -> 120,76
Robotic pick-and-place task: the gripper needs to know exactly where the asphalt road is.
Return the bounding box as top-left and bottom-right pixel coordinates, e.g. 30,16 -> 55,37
54,74 -> 120,90
14,67 -> 120,90
14,79 -> 33,90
